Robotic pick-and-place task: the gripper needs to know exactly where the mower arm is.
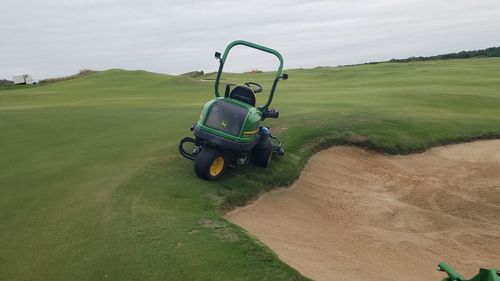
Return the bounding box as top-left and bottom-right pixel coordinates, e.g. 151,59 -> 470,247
214,40 -> 286,108
218,40 -> 284,78
438,263 -> 465,281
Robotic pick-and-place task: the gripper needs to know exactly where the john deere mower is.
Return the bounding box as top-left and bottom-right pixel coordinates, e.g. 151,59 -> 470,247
179,40 -> 288,180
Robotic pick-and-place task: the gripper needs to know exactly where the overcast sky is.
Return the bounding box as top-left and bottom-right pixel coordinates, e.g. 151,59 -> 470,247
1,0 -> 500,79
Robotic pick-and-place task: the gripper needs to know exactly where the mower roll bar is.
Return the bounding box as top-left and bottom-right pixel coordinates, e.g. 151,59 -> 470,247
214,40 -> 286,109
438,263 -> 465,281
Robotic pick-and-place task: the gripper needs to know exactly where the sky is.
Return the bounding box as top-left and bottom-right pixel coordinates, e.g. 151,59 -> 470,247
1,0 -> 500,79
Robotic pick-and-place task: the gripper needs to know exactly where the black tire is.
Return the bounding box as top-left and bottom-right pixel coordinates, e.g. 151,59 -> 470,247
252,142 -> 273,168
195,146 -> 226,180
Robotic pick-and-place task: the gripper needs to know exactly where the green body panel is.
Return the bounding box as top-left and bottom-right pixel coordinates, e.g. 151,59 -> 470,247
197,97 -> 261,143
468,269 -> 500,281
439,263 -> 499,281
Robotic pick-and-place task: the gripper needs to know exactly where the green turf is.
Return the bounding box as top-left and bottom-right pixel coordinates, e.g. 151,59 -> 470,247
1,58 -> 500,281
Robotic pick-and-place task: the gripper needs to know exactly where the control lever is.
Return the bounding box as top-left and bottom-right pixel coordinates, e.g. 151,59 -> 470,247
262,108 -> 279,119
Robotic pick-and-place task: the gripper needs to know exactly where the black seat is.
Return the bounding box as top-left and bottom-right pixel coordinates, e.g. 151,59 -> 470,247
229,85 -> 256,106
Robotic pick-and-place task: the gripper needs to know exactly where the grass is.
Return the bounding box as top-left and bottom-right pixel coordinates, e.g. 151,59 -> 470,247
1,58 -> 500,281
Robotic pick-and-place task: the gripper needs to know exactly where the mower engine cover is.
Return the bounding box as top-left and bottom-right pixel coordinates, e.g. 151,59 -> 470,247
194,97 -> 262,150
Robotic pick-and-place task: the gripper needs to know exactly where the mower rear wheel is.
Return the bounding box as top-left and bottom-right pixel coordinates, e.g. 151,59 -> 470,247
195,147 -> 226,180
252,143 -> 273,168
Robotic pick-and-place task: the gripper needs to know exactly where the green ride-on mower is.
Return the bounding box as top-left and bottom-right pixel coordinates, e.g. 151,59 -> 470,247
179,40 -> 288,180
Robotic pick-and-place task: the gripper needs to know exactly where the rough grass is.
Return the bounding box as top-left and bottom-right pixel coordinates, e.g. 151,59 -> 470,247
39,69 -> 97,84
0,70 -> 97,91
1,58 -> 500,281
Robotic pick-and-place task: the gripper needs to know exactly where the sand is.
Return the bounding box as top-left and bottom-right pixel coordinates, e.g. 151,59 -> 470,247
226,140 -> 500,281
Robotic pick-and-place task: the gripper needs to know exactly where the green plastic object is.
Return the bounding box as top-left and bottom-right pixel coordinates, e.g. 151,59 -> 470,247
439,263 -> 500,281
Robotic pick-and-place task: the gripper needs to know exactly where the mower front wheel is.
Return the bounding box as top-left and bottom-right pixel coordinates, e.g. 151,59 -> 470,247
195,147 -> 226,180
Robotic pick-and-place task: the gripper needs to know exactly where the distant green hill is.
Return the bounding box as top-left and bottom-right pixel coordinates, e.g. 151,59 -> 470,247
39,69 -> 96,84
181,70 -> 205,78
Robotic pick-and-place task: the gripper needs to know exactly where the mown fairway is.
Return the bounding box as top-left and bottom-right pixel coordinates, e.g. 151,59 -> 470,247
1,58 -> 500,281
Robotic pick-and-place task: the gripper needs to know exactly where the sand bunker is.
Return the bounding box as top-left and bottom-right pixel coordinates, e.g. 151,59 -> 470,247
226,140 -> 500,281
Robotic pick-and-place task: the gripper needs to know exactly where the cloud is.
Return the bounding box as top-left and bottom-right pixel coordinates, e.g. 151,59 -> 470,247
1,0 -> 499,79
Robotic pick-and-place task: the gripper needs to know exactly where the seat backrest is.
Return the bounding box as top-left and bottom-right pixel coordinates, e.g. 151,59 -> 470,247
229,85 -> 256,106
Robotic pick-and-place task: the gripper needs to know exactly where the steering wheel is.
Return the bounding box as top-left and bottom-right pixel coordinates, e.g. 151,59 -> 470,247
244,82 -> 263,94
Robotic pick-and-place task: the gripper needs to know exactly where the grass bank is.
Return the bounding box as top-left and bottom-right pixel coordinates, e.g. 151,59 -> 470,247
1,58 -> 499,280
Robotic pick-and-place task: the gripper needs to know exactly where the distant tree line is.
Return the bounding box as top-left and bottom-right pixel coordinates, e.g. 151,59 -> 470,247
388,47 -> 500,63
0,79 -> 13,86
334,46 -> 500,68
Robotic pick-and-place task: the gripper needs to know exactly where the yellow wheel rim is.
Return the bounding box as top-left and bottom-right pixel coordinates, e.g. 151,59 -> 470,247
209,156 -> 224,177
